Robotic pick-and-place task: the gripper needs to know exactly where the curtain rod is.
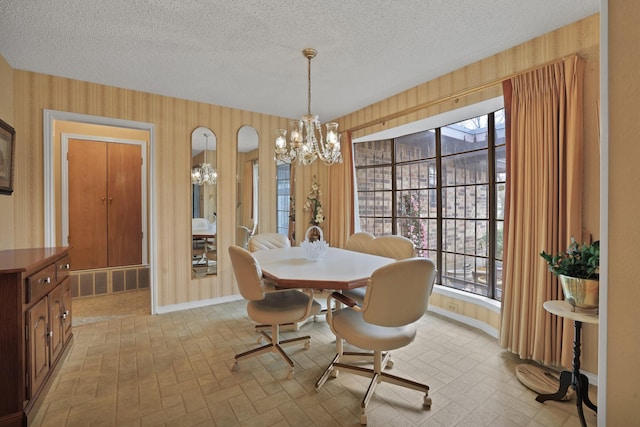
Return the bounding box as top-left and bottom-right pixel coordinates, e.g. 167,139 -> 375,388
344,53 -> 581,134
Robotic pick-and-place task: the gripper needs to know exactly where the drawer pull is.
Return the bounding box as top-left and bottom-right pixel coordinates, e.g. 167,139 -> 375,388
39,277 -> 52,285
62,310 -> 69,319
60,263 -> 70,270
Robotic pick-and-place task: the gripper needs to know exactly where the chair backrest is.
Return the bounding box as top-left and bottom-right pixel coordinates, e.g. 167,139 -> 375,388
362,257 -> 436,327
345,232 -> 375,253
192,218 -> 209,234
367,235 -> 416,260
228,245 -> 265,301
236,226 -> 251,249
248,233 -> 291,252
347,233 -> 415,261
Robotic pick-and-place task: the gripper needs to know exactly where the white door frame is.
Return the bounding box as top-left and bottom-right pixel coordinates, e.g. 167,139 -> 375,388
43,110 -> 157,314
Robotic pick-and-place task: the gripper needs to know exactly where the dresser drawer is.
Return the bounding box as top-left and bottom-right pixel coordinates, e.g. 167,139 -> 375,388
56,255 -> 71,283
27,264 -> 57,304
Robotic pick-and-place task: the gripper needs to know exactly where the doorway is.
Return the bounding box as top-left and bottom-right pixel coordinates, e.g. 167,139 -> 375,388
44,110 -> 157,316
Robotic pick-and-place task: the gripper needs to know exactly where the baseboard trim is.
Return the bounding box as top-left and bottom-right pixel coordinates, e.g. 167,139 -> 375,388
155,294 -> 243,314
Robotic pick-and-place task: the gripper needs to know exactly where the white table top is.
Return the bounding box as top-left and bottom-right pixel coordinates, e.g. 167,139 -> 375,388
252,246 -> 395,290
543,300 -> 599,324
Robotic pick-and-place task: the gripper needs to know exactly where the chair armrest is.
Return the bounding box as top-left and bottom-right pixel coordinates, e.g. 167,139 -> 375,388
330,291 -> 358,307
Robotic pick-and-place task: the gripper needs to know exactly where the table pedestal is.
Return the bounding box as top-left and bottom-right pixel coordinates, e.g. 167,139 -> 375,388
537,301 -> 598,427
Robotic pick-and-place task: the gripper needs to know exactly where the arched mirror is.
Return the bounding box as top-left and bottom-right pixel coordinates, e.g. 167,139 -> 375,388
236,126 -> 259,249
191,126 -> 217,278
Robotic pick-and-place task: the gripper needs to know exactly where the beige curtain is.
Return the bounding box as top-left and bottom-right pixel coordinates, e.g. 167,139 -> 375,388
326,131 -> 354,248
500,56 -> 585,369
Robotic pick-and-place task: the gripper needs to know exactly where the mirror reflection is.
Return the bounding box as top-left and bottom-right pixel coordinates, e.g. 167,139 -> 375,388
191,126 -> 217,278
236,126 -> 259,249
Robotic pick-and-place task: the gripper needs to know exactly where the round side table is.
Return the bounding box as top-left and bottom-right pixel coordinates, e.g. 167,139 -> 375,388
536,300 -> 598,427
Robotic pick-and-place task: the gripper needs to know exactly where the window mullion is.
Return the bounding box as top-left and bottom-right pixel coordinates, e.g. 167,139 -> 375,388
435,128 -> 443,286
487,112 -> 496,299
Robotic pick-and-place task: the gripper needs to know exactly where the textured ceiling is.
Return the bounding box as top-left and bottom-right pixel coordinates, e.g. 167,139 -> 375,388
0,0 -> 599,123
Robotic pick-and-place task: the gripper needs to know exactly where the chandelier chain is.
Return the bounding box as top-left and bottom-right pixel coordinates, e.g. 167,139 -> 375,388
307,55 -> 312,116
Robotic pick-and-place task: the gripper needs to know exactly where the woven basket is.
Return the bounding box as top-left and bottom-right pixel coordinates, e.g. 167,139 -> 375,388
300,226 -> 329,260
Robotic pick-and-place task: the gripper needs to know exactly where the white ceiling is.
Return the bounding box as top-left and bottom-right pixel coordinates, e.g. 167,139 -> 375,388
0,0 -> 599,124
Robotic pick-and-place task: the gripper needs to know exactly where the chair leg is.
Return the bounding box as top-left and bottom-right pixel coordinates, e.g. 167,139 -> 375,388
315,350 -> 432,424
255,322 -> 299,332
232,324 -> 310,379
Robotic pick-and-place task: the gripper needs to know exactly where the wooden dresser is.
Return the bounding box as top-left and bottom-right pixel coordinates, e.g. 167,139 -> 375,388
0,247 -> 72,427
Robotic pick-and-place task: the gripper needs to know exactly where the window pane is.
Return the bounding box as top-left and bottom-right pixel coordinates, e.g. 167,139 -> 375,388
496,220 -> 504,260
496,145 -> 506,183
395,130 -> 435,162
378,191 -> 393,217
354,140 -> 392,166
495,109 -> 506,146
275,163 -> 290,235
496,183 -> 505,220
442,116 -> 489,155
442,152 -> 488,186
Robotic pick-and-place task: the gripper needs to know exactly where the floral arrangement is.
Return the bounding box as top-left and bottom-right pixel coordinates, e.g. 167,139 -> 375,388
304,175 -> 325,226
540,237 -> 600,280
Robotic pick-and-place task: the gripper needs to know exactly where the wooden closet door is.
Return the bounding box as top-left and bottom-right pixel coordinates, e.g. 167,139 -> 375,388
68,139 -> 108,270
107,143 -> 142,267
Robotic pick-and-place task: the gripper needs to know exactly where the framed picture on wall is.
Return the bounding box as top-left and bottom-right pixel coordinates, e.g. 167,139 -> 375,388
0,118 -> 16,195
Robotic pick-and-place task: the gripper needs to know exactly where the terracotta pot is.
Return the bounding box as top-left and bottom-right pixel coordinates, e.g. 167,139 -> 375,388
559,275 -> 599,309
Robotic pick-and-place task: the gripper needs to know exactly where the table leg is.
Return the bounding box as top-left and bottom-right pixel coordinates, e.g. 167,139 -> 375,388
535,320 -> 596,427
535,370 -> 572,403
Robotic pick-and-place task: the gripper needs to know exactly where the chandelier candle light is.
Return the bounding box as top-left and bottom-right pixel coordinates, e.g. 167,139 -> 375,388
274,48 -> 343,166
191,132 -> 217,185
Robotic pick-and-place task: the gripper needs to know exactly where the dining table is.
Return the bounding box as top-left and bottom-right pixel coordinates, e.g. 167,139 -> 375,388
252,246 -> 397,366
251,246 -> 395,291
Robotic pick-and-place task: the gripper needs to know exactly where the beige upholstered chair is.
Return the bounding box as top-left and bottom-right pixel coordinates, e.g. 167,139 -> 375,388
343,234 -> 416,304
236,226 -> 251,249
248,233 -> 291,252
345,231 -> 375,253
367,235 -> 416,259
248,232 -> 320,331
228,245 -> 318,379
316,257 -> 436,424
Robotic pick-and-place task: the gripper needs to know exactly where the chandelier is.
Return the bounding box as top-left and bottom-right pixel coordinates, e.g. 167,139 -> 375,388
191,133 -> 217,185
274,48 -> 343,166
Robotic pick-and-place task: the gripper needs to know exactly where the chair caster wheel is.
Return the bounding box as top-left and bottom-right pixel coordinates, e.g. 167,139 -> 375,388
304,341 -> 311,349
287,369 -> 294,380
423,396 -> 432,407
231,362 -> 239,372
330,370 -> 339,378
360,413 -> 367,425
386,359 -> 394,369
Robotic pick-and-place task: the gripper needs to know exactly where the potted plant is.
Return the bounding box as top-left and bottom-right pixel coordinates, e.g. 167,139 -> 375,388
540,238 -> 599,310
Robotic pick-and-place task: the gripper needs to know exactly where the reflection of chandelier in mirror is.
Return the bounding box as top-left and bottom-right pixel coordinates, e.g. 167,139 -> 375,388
274,48 -> 343,166
191,133 -> 217,185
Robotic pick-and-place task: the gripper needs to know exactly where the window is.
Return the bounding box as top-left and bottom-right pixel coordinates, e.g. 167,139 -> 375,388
354,109 -> 505,300
276,162 -> 292,236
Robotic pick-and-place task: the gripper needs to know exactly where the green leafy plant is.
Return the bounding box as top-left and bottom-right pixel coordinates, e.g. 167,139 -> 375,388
540,237 -> 599,280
